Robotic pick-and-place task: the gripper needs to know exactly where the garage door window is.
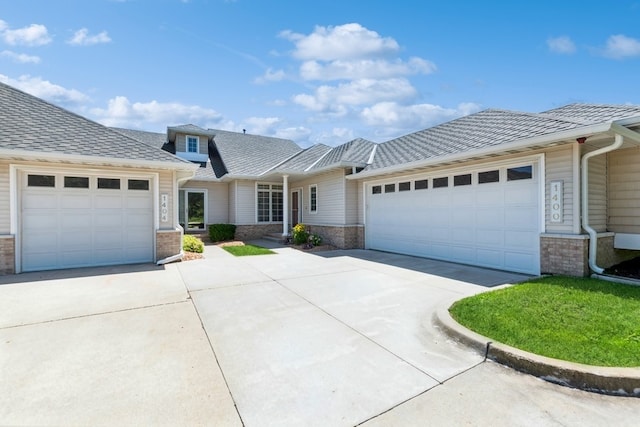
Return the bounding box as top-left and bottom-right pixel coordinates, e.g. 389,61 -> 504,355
98,178 -> 120,189
433,177 -> 448,188
454,174 -> 471,186
478,170 -> 500,184
399,182 -> 411,191
415,179 -> 428,190
128,179 -> 149,191
372,185 -> 382,194
27,174 -> 55,187
64,176 -> 89,188
507,165 -> 533,181
385,184 -> 396,193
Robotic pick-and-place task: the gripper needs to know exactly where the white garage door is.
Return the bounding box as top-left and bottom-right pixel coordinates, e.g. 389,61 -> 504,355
20,172 -> 154,272
366,162 -> 541,274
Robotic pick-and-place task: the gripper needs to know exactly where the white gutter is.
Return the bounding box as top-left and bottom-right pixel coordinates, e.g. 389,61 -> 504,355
581,133 -> 624,274
157,250 -> 184,265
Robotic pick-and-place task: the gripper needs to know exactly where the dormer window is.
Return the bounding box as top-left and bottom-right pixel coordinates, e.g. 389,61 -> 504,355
186,135 -> 199,153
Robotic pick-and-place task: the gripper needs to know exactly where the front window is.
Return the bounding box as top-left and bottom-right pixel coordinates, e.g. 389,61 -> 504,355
309,184 -> 317,213
257,184 -> 283,222
186,135 -> 199,153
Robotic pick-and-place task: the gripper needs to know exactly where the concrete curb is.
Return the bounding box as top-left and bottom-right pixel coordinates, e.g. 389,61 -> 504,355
434,302 -> 640,397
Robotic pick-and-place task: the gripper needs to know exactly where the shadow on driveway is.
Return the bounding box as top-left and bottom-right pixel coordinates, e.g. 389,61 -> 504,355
0,263 -> 166,285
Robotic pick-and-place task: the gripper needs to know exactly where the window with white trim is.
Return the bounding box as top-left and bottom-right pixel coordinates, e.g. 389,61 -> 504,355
309,184 -> 318,213
257,183 -> 284,222
186,135 -> 199,153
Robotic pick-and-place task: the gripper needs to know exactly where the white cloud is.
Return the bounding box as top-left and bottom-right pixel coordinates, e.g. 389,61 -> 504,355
254,68 -> 286,84
292,78 -> 417,113
2,23 -> 51,46
273,126 -> 312,142
68,28 -> 111,46
90,96 -> 224,129
300,57 -> 436,81
603,34 -> 640,59
1,50 -> 40,64
0,74 -> 88,104
547,36 -> 576,54
243,116 -> 282,134
360,101 -> 482,133
280,23 -> 400,61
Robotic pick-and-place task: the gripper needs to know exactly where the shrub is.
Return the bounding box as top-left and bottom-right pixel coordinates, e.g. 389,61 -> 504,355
292,223 -> 309,245
209,223 -> 236,242
183,234 -> 204,253
309,233 -> 323,246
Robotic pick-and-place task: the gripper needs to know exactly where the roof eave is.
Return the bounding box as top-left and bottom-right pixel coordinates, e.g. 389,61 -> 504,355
0,148 -> 199,171
347,121 -> 614,180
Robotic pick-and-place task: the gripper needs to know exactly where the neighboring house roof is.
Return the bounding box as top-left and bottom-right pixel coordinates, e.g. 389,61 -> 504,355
0,82 -> 192,168
541,103 -> 640,124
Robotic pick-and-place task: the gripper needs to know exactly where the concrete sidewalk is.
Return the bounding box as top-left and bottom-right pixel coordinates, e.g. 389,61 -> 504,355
2,247 -> 639,426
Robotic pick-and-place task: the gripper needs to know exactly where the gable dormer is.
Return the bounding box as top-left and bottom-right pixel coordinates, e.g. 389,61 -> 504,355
168,124 -> 212,163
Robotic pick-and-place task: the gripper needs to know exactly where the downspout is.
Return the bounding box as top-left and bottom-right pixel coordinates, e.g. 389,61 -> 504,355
581,133 -> 624,274
157,170 -> 195,265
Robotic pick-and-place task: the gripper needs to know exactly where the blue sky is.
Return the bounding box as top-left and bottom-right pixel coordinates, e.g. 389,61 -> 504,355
2,1 -> 640,147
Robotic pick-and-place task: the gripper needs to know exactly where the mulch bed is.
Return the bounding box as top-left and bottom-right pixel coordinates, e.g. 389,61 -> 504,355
604,256 -> 640,280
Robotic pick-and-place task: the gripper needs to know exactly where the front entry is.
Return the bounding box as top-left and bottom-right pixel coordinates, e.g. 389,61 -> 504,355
179,189 -> 207,231
291,189 -> 301,227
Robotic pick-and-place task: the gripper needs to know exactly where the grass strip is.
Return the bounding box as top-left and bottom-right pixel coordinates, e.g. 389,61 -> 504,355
449,276 -> 640,367
223,244 -> 275,256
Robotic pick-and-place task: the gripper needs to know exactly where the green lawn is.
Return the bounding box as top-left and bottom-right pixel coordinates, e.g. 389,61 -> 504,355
222,244 -> 275,256
449,276 -> 640,367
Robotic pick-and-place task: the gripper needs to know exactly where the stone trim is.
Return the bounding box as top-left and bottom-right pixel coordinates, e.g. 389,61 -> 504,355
304,225 -> 364,249
235,224 -> 283,241
0,235 -> 15,275
156,229 -> 182,261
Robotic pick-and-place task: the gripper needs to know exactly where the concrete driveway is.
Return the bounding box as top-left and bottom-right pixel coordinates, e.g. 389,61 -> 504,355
1,246 -> 639,426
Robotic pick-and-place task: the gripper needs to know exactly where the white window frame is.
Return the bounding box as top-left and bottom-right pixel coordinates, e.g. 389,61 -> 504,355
309,184 -> 318,214
256,182 -> 284,223
179,188 -> 208,230
186,135 -> 199,154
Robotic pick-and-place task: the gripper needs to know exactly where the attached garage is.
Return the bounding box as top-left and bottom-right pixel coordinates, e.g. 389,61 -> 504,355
19,170 -> 155,272
365,159 -> 542,275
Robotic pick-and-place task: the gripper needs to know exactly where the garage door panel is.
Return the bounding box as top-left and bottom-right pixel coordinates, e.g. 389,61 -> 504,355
21,172 -> 154,272
366,163 -> 540,275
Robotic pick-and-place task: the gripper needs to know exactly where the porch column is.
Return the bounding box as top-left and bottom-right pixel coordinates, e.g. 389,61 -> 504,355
282,174 -> 289,236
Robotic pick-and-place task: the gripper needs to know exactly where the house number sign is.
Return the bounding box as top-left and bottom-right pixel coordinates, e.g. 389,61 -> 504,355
160,194 -> 169,223
550,181 -> 563,223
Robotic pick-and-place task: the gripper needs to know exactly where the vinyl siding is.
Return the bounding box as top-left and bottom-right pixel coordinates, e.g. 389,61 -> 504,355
182,180 -> 229,224
158,171 -> 175,230
236,180 -> 257,224
345,178 -> 360,224
0,161 -> 10,233
587,149 -> 607,232
608,147 -> 640,234
544,146 -> 575,234
290,170 -> 346,225
175,133 -> 208,154
228,181 -> 237,223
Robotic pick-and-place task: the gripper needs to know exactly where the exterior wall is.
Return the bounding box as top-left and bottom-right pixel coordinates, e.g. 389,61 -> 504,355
586,146 -> 607,232
305,224 -> 364,249
175,133 -> 208,154
0,235 -> 15,274
540,234 -> 589,277
235,223 -> 282,241
596,234 -> 638,269
228,181 -> 237,223
290,169 -> 346,225
182,180 -> 229,224
544,145 -> 576,234
0,161 -> 9,233
345,178 -> 360,224
158,170 -> 175,230
156,229 -> 181,260
608,146 -> 640,234
235,180 -> 257,224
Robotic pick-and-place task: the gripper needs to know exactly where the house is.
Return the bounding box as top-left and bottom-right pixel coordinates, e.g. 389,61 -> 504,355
3,78 -> 640,277
0,82 -> 198,274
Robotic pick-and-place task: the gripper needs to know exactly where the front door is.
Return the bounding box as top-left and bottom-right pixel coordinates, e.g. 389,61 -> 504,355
291,190 -> 301,227
179,189 -> 206,230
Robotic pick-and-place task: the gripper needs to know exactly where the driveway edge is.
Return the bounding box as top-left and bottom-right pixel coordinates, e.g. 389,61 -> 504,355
434,302 -> 640,397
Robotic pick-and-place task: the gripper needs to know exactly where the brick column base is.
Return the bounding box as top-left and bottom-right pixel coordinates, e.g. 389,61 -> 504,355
0,235 -> 15,275
156,230 -> 182,261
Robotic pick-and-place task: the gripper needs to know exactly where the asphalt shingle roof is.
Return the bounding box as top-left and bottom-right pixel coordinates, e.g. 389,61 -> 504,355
311,138 -> 375,170
368,109 -> 589,170
0,82 -> 189,165
110,128 -> 167,149
273,144 -> 333,172
207,128 -> 302,176
541,103 -> 640,124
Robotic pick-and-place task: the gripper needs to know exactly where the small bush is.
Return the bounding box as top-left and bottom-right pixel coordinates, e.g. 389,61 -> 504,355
209,223 -> 236,242
309,233 -> 323,246
292,223 -> 309,245
183,234 -> 204,253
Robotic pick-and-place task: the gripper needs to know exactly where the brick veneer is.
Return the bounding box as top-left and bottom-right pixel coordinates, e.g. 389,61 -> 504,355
0,235 -> 15,275
305,225 -> 364,249
156,229 -> 182,261
235,224 -> 283,241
